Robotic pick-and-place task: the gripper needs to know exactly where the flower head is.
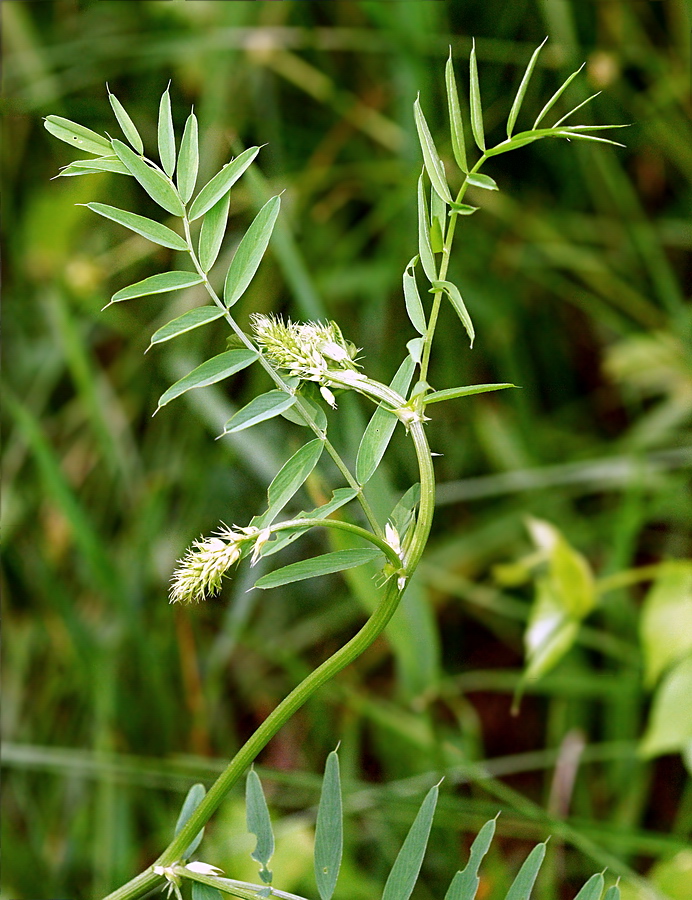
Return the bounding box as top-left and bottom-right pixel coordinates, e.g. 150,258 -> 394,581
169,527 -> 245,604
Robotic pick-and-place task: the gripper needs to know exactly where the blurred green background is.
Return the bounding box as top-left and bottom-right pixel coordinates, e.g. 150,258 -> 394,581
2,1 -> 691,898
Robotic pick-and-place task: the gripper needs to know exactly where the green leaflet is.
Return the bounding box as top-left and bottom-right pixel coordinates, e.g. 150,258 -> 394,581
504,842 -> 547,900
84,202 -> 188,250
414,94 -> 452,204
506,37 -> 548,138
430,185 -> 447,253
261,488 -> 358,558
111,139 -> 185,216
465,172 -> 498,191
640,655 -> 692,758
533,62 -> 586,129
58,156 -> 130,177
147,306 -> 225,350
468,39 -> 485,152
108,271 -> 203,306
573,873 -> 606,900
158,85 -> 176,177
177,110 -> 199,204
403,256 -> 427,336
445,51 -> 468,173
431,280 -> 475,347
314,750 -> 343,900
603,888 -> 620,900
259,438 -> 325,527
156,349 -> 258,411
382,782 -> 439,900
424,383 -> 515,405
281,392 -> 328,431
640,561 -> 692,687
43,115 -> 113,157
407,337 -> 424,365
254,548 -> 383,591
223,390 -> 296,434
188,145 -> 260,221
417,175 -> 437,283
444,816 -> 496,900
246,769 -> 274,884
107,88 -> 144,153
199,192 -> 231,273
356,356 -> 416,485
224,196 -> 281,308
174,783 -> 206,861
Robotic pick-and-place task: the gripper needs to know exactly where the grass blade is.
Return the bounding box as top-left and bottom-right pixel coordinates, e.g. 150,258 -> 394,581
156,349 -> 258,411
224,196 -> 281,308
199,192 -> 231,273
504,841 -> 547,900
147,306 -> 226,350
381,782 -> 440,900
254,548 -> 383,591
107,87 -> 144,154
445,50 -> 468,173
469,39 -> 485,152
246,769 -> 274,884
174,783 -> 206,860
223,390 -> 296,434
177,109 -> 199,204
414,94 -> 452,204
43,115 -> 112,156
314,750 -> 343,900
533,63 -> 585,129
188,145 -> 260,221
507,37 -> 548,138
84,202 -> 188,250
444,816 -> 497,900
158,84 -> 176,177
111,138 -> 185,216
108,271 -> 203,306
417,174 -> 437,283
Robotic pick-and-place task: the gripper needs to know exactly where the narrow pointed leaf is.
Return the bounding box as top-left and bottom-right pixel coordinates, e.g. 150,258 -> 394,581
425,383 -> 514,404
432,280 -> 474,347
390,483 -> 421,540
381,783 -> 440,900
111,139 -> 185,216
281,394 -> 327,431
255,548 -> 383,591
449,202 -> 479,214
246,769 -> 274,884
223,390 -> 296,434
224,195 -> 280,308
85,202 -> 188,250
417,175 -> 436,283
553,91 -> 601,127
603,887 -> 620,900
573,873 -> 605,900
314,750 -> 343,900
199,192 -> 230,272
262,488 -> 358,558
444,817 -> 497,900
469,39 -> 485,151
356,356 -> 416,485
177,110 -> 199,204
188,145 -> 260,221
58,156 -> 130,176
261,438 -> 325,527
148,306 -> 225,349
44,115 -> 112,156
107,88 -> 144,153
445,52 -> 468,173
552,131 -> 626,148
403,257 -> 427,335
109,271 -> 203,305
504,841 -> 547,900
156,349 -> 258,411
507,37 -> 548,138
174,783 -> 206,860
407,337 -> 424,364
414,95 -> 452,204
533,63 -> 585,129
430,187 -> 447,253
158,86 -> 176,176
191,885 -> 224,900
466,173 -> 498,191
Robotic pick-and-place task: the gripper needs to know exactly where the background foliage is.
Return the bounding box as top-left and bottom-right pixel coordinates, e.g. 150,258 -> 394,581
2,1 -> 691,898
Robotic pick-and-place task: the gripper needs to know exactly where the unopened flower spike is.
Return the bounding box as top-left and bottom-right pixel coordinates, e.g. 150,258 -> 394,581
169,527 -> 246,604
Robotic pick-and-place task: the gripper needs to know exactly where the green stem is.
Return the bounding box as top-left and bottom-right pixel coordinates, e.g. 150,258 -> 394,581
269,517 -> 403,569
181,216 -> 383,538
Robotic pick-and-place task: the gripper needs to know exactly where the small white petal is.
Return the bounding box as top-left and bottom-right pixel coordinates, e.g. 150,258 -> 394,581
185,861 -> 224,875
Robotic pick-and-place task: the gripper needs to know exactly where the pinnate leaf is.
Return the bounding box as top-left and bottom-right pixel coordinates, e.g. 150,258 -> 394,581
107,88 -> 144,153
85,202 -> 188,250
224,196 -> 281,308
111,139 -> 185,216
148,306 -> 225,350
156,349 -> 258,411
382,782 -> 440,900
314,750 -> 343,900
44,115 -> 113,156
109,271 -> 203,306
254,548 -> 383,591
188,145 -> 260,221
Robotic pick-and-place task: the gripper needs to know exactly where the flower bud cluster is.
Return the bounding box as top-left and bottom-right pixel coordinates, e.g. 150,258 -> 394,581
169,525 -> 246,604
